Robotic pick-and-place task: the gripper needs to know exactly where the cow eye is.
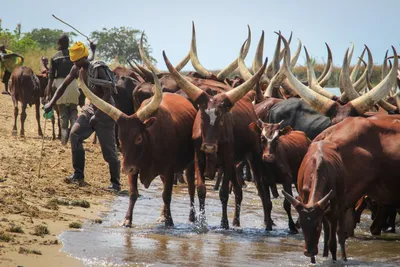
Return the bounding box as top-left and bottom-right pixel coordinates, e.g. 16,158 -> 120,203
135,135 -> 143,144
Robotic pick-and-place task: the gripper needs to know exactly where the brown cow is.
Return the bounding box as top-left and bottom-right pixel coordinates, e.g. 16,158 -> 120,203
283,140 -> 347,263
10,66 -> 47,137
249,120 -> 311,233
78,68 -> 197,227
164,49 -> 272,229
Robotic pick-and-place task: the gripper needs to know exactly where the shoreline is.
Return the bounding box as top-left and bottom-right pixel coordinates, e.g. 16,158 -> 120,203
0,84 -> 126,266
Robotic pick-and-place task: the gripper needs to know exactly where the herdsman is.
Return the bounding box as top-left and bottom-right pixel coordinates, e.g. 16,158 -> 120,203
0,44 -> 24,95
45,41 -> 121,192
46,34 -> 80,145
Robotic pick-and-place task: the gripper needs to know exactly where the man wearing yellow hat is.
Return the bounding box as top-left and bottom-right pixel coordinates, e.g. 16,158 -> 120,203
0,44 -> 24,95
45,41 -> 121,192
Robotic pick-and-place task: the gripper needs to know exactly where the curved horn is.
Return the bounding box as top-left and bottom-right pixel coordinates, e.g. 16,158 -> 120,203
317,43 -> 333,85
175,52 -> 190,72
190,22 -> 213,79
281,34 -> 336,114
289,39 -> 302,70
266,33 -> 282,78
348,42 -> 355,64
350,47 -> 367,83
316,190 -> 333,209
282,190 -> 302,209
252,30 -> 264,73
78,73 -> 124,122
339,48 -> 360,101
163,51 -> 204,101
133,60 -> 155,82
226,56 -> 268,104
350,46 -> 398,114
382,50 -> 389,79
217,25 -> 251,80
353,46 -> 373,93
305,46 -> 336,100
136,69 -> 163,122
127,60 -> 145,77
278,31 -> 293,62
238,40 -> 254,81
140,31 -> 160,73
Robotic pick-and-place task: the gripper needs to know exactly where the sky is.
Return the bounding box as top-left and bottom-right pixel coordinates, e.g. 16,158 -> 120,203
1,0 -> 398,71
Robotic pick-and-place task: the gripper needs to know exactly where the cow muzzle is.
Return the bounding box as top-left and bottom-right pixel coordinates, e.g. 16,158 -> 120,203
201,143 -> 218,154
262,153 -> 275,163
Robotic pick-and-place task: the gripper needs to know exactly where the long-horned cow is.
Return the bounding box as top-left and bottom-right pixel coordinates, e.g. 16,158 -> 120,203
79,68 -> 197,227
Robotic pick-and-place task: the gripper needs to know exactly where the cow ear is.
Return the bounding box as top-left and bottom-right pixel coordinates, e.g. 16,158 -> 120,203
249,122 -> 261,135
144,117 -> 157,129
279,125 -> 293,136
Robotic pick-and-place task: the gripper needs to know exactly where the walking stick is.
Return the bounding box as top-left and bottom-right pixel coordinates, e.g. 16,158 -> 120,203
52,14 -> 92,43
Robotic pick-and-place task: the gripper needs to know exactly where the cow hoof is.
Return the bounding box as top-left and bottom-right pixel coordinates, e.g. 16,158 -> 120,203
370,228 -> 382,236
156,216 -> 166,223
38,132 -> 43,137
164,218 -> 174,227
122,220 -> 132,228
11,130 -> 17,136
189,211 -> 196,223
383,227 -> 396,233
311,256 -> 316,264
289,228 -> 298,234
220,220 -> 229,230
232,218 -> 240,227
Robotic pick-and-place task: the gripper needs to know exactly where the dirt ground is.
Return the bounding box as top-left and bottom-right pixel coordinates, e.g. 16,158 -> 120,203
0,83 -> 127,266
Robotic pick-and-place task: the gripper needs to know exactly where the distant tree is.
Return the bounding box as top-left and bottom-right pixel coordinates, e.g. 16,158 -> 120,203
90,26 -> 155,64
24,28 -> 77,50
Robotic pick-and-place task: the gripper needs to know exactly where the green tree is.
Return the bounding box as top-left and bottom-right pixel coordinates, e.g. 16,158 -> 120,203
24,28 -> 77,50
90,26 -> 155,64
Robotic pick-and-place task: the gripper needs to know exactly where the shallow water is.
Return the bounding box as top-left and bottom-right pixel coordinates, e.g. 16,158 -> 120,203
61,179 -> 400,267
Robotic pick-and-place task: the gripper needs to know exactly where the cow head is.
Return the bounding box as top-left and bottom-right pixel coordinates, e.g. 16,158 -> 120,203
249,120 -> 292,163
78,69 -> 162,176
282,189 -> 333,259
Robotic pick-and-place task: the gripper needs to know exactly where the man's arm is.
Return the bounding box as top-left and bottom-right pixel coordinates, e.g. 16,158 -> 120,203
44,65 -> 78,113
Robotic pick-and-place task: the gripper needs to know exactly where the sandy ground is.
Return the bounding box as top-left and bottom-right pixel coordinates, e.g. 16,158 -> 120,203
0,83 -> 127,266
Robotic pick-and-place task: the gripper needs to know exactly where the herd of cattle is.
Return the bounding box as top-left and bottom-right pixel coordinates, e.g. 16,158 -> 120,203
6,23 -> 400,263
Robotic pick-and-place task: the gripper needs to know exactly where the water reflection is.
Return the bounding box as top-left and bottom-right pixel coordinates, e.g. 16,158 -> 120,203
60,178 -> 400,267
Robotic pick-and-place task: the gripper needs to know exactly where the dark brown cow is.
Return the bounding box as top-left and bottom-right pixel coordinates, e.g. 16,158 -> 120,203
249,120 -> 311,233
10,66 -> 47,137
164,50 -> 272,230
283,140 -> 347,263
78,69 -> 197,227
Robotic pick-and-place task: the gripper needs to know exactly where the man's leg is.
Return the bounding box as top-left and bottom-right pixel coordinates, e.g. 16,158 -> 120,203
65,104 -> 78,145
95,118 -> 120,191
58,104 -> 69,146
68,112 -> 94,183
2,70 -> 11,95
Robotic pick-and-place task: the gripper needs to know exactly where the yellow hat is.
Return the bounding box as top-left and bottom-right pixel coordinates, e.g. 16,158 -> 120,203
69,41 -> 89,62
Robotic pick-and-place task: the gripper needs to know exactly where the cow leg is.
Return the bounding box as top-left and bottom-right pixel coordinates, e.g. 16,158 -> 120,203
51,114 -> 56,140
186,162 -> 196,223
219,164 -> 230,229
195,151 -> 207,223
161,171 -> 174,227
92,133 -> 97,144
35,101 -> 43,136
123,173 -> 139,227
244,161 -> 252,182
328,215 -> 338,262
235,160 -> 246,188
12,101 -> 18,136
231,165 -> 243,227
322,217 -> 330,257
283,182 -> 298,234
249,153 -> 273,230
370,204 -> 388,235
337,205 -> 347,261
383,206 -> 396,233
213,167 -> 223,191
20,102 -> 27,137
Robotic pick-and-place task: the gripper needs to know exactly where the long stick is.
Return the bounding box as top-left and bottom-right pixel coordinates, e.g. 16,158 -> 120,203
52,14 -> 92,43
37,119 -> 47,180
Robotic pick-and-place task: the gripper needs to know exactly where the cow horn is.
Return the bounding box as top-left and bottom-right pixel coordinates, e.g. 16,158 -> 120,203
226,56 -> 268,104
382,50 -> 389,79
289,39 -> 302,70
278,120 -> 284,125
133,60 -> 155,82
78,73 -> 124,122
127,60 -> 145,77
305,46 -> 336,100
339,48 -> 359,101
280,33 -> 335,114
350,46 -> 398,114
238,40 -> 254,81
317,43 -> 333,87
217,25 -> 251,80
175,52 -> 190,72
350,47 -> 367,83
278,31 -> 293,63
252,30 -> 264,74
316,190 -> 333,209
136,69 -> 163,122
266,33 -> 282,78
282,190 -> 302,209
348,42 -> 355,64
163,50 -> 204,101
190,22 -> 213,79
140,31 -> 160,73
